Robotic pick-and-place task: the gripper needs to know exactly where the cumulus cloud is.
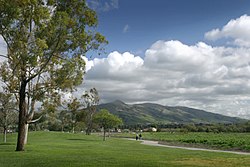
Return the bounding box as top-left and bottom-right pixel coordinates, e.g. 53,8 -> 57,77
80,38 -> 250,119
205,15 -> 250,47
144,40 -> 215,72
85,51 -> 143,81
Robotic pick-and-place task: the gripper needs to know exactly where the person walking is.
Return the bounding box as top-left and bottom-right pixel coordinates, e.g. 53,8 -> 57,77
139,133 -> 142,140
136,134 -> 139,140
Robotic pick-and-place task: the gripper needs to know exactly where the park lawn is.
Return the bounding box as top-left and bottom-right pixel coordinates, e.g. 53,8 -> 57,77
0,132 -> 249,167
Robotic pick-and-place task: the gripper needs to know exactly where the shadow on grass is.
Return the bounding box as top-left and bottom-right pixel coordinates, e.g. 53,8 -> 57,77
67,138 -> 99,142
0,143 -> 15,145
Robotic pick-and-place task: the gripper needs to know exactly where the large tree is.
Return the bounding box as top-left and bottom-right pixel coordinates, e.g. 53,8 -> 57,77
0,0 -> 106,151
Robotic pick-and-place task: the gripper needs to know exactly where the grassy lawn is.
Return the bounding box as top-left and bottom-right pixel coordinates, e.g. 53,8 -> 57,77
0,132 -> 249,167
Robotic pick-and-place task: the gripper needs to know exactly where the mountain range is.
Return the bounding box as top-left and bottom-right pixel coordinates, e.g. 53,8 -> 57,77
98,100 -> 246,125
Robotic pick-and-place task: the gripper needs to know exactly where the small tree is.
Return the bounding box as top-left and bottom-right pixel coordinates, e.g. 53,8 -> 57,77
83,88 -> 99,135
67,98 -> 81,133
0,92 -> 18,143
94,109 -> 122,141
58,110 -> 70,132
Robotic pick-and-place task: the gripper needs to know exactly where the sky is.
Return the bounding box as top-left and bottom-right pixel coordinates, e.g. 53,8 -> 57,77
1,0 -> 250,119
88,0 -> 250,56
82,0 -> 250,119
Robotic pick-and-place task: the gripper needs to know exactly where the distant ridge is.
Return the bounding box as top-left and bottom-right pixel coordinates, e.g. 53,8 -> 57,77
98,100 -> 246,125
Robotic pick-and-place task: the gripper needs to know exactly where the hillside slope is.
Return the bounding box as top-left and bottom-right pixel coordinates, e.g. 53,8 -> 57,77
98,100 -> 245,125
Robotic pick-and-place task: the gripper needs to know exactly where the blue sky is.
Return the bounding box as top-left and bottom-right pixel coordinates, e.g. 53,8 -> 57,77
91,0 -> 250,57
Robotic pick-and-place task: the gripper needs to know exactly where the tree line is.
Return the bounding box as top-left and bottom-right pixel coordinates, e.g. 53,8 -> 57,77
119,122 -> 250,133
0,89 -> 122,142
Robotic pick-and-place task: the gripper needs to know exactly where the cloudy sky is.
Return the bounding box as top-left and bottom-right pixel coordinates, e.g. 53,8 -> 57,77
1,0 -> 250,119
82,0 -> 250,119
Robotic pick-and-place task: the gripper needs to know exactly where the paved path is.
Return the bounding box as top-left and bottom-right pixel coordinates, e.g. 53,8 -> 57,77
127,138 -> 250,155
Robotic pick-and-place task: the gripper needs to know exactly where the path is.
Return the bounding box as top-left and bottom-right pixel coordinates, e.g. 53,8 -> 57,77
126,138 -> 250,155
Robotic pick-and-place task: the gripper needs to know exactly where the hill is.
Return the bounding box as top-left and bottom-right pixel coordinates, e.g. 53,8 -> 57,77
98,100 -> 246,125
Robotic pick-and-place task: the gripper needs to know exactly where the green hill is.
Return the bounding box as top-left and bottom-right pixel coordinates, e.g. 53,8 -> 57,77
98,100 -> 246,125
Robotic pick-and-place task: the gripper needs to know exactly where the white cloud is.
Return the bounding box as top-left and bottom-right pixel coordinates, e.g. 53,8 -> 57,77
85,51 -> 143,80
123,24 -> 130,33
204,29 -> 221,41
87,0 -> 119,12
144,40 -> 215,72
205,14 -> 250,47
81,39 -> 250,119
81,56 -> 93,72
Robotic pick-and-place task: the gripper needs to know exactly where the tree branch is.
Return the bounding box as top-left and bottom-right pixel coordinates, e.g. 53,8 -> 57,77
26,31 -> 63,83
0,54 -> 8,59
27,115 -> 43,124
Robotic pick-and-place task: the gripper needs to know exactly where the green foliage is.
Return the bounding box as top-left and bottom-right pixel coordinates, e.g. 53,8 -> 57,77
94,109 -> 122,140
0,93 -> 18,131
94,109 -> 123,131
0,0 -> 107,112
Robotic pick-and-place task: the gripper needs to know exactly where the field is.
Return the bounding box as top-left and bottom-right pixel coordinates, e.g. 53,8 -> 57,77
0,132 -> 250,167
113,132 -> 250,152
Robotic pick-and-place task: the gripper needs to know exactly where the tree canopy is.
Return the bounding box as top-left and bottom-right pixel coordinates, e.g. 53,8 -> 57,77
94,109 -> 122,141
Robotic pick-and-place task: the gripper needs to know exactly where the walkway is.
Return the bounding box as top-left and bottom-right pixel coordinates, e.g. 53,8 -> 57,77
127,138 -> 250,155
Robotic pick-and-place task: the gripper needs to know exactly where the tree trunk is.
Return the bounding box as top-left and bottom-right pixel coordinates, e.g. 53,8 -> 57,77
86,120 -> 92,135
16,117 -> 26,151
16,80 -> 27,151
103,129 -> 106,141
3,127 -> 7,143
24,124 -> 29,144
85,106 -> 95,135
86,126 -> 91,135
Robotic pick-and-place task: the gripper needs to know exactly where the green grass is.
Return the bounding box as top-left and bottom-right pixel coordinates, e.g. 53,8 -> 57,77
113,132 -> 250,151
0,132 -> 249,167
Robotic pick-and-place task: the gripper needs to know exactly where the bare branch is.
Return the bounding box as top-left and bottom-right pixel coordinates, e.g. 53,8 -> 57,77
27,115 -> 43,124
0,54 -> 8,59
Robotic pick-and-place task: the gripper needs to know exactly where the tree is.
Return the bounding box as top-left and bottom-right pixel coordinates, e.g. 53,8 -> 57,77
0,0 -> 107,151
58,110 -> 70,132
83,88 -> 99,135
75,109 -> 87,132
94,109 -> 122,141
0,92 -> 18,143
67,98 -> 81,133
